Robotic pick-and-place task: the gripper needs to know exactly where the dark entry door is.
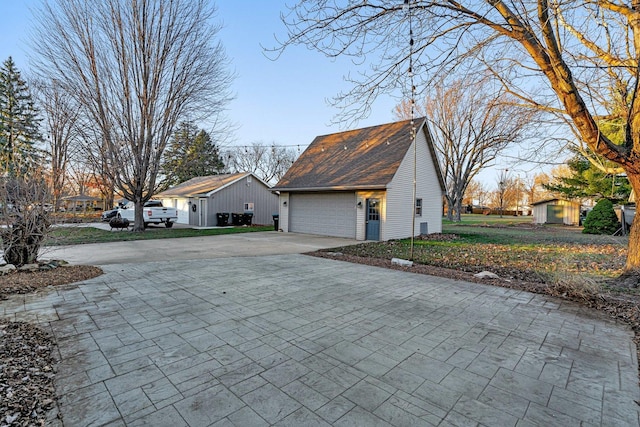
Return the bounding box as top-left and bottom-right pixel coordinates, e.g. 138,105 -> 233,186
366,198 -> 380,241
547,205 -> 563,224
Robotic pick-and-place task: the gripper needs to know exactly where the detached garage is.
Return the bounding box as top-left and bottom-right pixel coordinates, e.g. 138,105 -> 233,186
156,173 -> 277,227
532,198 -> 581,225
289,192 -> 356,238
273,118 -> 445,241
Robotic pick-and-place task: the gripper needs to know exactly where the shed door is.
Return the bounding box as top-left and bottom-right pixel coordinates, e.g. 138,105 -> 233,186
547,205 -> 563,224
289,193 -> 356,238
365,198 -> 381,241
199,199 -> 207,226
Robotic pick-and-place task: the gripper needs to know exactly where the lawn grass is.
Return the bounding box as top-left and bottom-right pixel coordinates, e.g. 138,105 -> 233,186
443,213 -> 533,226
335,219 -> 628,285
46,225 -> 274,246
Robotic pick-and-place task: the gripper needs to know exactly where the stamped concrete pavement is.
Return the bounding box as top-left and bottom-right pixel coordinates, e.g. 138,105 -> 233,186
2,233 -> 640,426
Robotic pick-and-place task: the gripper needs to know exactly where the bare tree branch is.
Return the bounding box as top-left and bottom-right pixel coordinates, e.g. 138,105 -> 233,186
31,0 -> 234,231
275,0 -> 640,275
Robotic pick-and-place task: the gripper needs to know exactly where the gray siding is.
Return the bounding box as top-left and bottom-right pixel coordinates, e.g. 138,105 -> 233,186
206,176 -> 278,226
160,175 -> 278,226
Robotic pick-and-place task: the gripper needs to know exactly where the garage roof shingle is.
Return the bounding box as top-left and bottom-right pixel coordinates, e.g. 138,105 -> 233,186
274,118 -> 428,191
156,173 -> 249,198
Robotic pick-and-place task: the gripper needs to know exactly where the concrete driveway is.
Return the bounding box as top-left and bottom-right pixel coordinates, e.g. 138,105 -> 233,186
3,231 -> 640,426
44,229 -> 357,265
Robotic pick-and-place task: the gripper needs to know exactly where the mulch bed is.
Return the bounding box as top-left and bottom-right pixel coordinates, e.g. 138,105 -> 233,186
1,322 -> 57,426
0,266 -> 103,301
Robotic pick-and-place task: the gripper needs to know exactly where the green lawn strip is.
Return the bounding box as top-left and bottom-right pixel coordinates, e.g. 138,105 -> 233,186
443,214 -> 533,226
46,225 -> 273,246
443,223 -> 626,246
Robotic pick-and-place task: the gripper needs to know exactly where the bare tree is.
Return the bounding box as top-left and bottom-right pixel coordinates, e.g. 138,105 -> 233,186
525,172 -> 555,207
276,1 -> 640,281
33,79 -> 80,212
464,179 -> 489,209
227,143 -> 297,185
496,170 -> 510,217
487,171 -> 520,216
396,77 -> 534,221
32,0 -> 234,231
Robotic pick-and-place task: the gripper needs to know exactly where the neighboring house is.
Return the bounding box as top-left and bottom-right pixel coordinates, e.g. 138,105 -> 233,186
272,118 -> 445,241
531,198 -> 581,225
156,173 -> 278,227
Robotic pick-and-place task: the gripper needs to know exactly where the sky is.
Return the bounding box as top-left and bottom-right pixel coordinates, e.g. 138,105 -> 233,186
0,1 -> 397,150
0,0 -> 547,187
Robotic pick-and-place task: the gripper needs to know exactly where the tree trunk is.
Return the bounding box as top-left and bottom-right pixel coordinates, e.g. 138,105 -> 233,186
454,199 -> 462,222
624,172 -> 640,277
446,197 -> 454,221
133,199 -> 145,232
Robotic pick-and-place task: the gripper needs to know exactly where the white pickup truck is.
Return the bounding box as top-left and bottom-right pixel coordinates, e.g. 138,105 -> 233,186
117,200 -> 178,228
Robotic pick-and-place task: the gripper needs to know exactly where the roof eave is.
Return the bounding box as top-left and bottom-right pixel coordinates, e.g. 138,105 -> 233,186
272,185 -> 388,192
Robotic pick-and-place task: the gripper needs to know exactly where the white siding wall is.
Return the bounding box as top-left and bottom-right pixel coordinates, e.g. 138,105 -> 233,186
279,193 -> 290,232
532,204 -> 547,224
533,201 -> 580,225
160,197 -> 189,224
386,131 -> 443,240
355,191 -> 386,241
559,200 -> 580,225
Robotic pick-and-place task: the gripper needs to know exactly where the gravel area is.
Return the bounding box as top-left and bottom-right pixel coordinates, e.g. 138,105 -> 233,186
0,265 -> 102,426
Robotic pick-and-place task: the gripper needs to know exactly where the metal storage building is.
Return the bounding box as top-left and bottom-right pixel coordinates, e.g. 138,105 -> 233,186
156,173 -> 277,227
531,198 -> 581,225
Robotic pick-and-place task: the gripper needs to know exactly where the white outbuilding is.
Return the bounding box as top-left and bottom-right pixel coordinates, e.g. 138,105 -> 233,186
272,118 -> 445,241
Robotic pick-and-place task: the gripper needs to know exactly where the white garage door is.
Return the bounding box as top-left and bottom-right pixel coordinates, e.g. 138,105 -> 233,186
290,193 -> 356,238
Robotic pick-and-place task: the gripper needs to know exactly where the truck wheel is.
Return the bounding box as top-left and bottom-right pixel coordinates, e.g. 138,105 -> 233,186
165,221 -> 173,228
143,222 -> 148,229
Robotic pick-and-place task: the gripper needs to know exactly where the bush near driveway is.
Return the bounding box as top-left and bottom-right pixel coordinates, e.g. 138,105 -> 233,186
582,198 -> 621,235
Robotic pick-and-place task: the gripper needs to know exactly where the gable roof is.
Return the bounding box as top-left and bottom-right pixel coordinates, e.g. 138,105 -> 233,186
531,198 -> 580,206
273,118 -> 444,191
156,173 -> 265,198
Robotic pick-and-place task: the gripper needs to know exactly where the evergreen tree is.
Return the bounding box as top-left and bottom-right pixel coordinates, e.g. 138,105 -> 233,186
582,198 -> 620,235
545,152 -> 631,203
0,57 -> 42,177
161,121 -> 225,187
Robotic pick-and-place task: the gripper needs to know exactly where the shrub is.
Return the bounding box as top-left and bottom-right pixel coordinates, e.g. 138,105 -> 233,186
0,177 -> 52,266
582,198 -> 620,235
